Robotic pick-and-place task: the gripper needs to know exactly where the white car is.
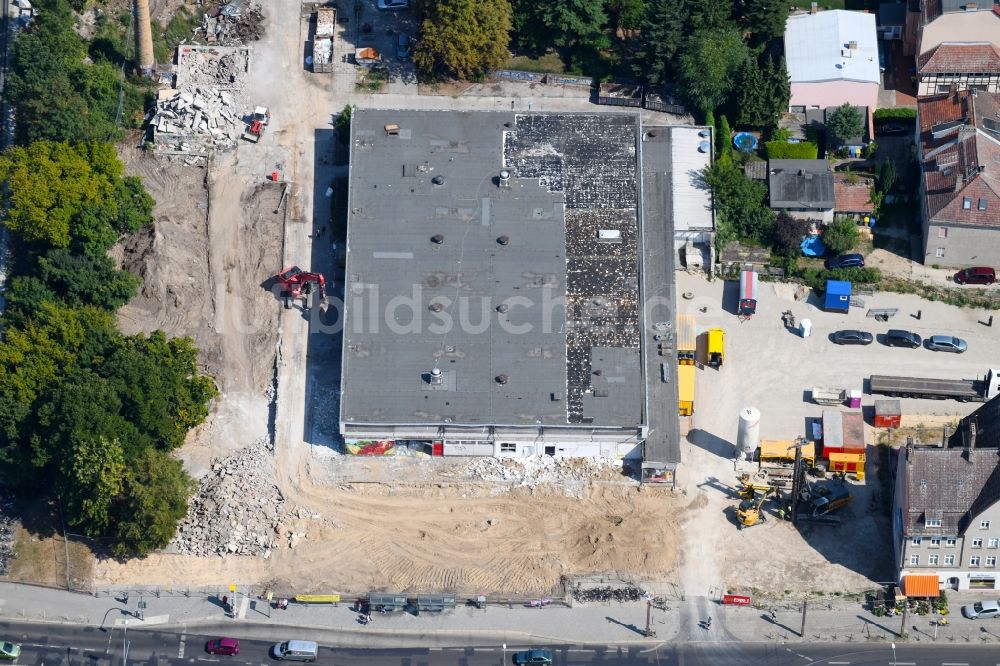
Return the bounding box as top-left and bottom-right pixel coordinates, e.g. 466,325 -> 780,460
377,0 -> 408,9
962,600 -> 1000,619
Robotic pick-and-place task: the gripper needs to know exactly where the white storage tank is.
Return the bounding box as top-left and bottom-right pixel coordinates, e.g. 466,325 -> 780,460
737,407 -> 761,457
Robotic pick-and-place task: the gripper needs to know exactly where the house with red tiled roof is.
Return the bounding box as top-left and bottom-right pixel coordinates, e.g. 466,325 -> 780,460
918,43 -> 1000,96
914,0 -> 1000,97
834,172 -> 875,217
917,89 -> 1000,267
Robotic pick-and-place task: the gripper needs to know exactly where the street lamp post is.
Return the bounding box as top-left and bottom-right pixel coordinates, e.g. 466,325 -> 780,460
890,641 -> 896,666
124,620 -> 130,666
502,643 -> 506,666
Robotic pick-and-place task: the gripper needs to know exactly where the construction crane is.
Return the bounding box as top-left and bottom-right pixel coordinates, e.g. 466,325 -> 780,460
275,266 -> 328,311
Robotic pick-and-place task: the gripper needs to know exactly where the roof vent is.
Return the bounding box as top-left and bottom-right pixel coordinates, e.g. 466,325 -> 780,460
432,175 -> 445,186
698,128 -> 711,138
429,367 -> 443,385
431,234 -> 445,244
698,141 -> 710,153
848,40 -> 858,49
496,303 -> 509,313
497,234 -> 510,245
429,302 -> 444,312
499,170 -> 511,188
495,374 -> 509,385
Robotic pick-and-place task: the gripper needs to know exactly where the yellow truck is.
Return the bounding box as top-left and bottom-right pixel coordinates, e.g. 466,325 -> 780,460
677,314 -> 696,365
706,328 -> 724,368
678,364 -> 695,416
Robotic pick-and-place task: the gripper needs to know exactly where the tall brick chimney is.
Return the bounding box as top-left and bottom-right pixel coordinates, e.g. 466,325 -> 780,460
134,0 -> 155,77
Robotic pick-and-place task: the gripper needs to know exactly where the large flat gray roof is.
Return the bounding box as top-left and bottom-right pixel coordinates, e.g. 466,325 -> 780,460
341,110 -> 645,430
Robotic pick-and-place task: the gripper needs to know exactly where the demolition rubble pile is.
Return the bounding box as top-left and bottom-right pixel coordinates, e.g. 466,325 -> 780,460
200,0 -> 265,46
465,456 -> 622,489
171,439 -> 291,556
153,47 -> 250,155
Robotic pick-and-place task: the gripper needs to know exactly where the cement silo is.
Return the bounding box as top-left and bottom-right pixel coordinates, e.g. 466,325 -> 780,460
737,407 -> 761,459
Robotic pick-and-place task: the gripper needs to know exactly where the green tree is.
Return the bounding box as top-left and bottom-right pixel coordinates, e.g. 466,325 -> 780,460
608,0 -> 646,32
703,160 -> 774,247
414,0 -> 512,80
771,212 -> 811,256
335,105 -> 352,146
827,103 -> 865,144
513,0 -> 608,52
677,28 -> 749,117
733,0 -> 788,47
629,0 -> 686,84
823,219 -> 860,254
37,248 -> 141,309
58,436 -> 127,534
111,448 -> 194,557
0,141 -> 106,247
735,55 -> 788,129
717,115 -> 733,163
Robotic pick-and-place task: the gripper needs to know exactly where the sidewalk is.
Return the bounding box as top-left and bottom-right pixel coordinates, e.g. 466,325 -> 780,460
1,583 -> 998,647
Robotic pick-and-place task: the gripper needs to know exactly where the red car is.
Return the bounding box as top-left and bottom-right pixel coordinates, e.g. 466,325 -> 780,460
954,266 -> 996,285
206,638 -> 240,655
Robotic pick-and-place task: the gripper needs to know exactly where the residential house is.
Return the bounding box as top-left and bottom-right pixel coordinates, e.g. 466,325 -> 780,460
918,43 -> 1000,96
806,105 -> 872,156
893,443 -> 1000,594
768,159 -> 836,222
917,89 -> 1000,268
834,172 -> 876,221
785,10 -> 881,113
949,392 -> 1000,450
878,2 -> 907,40
916,0 -> 1000,95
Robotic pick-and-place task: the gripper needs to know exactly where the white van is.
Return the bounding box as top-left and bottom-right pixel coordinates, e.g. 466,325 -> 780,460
272,641 -> 318,662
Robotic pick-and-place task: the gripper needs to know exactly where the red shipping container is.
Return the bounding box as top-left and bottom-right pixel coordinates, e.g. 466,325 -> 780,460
874,399 -> 902,428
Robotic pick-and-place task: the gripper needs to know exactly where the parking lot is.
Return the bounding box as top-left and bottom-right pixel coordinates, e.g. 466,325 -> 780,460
673,271 -> 999,598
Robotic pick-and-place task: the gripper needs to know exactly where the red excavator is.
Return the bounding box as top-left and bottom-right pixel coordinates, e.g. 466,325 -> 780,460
275,266 -> 328,311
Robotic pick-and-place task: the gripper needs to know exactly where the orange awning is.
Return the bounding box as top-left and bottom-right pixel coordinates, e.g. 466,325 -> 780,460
902,574 -> 940,597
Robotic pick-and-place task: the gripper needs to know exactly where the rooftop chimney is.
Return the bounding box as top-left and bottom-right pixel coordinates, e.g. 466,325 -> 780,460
429,367 -> 443,385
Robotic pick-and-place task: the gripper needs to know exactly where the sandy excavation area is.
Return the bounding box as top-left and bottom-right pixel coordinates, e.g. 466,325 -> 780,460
95,459 -> 683,595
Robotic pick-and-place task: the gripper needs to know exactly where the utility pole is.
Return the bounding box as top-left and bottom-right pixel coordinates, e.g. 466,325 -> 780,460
800,599 -> 807,637
643,600 -> 656,637
899,604 -> 908,638
123,620 -> 130,666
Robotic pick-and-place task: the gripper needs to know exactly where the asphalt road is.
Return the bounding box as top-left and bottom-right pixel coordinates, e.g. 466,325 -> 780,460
2,621 -> 1000,666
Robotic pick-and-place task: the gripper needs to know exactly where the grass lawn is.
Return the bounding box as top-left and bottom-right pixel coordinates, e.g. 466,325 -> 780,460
507,52 -> 566,74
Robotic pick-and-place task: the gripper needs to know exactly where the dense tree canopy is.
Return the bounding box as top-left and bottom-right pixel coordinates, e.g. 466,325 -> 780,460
677,28 -> 749,117
703,159 -> 775,247
629,0 -> 686,85
414,0 -> 512,79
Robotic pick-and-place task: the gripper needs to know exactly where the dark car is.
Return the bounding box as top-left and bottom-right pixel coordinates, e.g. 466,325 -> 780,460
824,253 -> 865,270
396,33 -> 411,61
954,266 -> 996,285
206,638 -> 240,656
884,329 -> 921,348
513,650 -> 553,665
831,330 -> 874,345
877,122 -> 907,136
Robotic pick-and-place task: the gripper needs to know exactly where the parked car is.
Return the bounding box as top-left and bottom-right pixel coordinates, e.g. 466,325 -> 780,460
206,638 -> 240,656
272,641 -> 318,662
824,253 -> 865,270
884,329 -> 921,348
396,33 -> 411,61
877,122 -> 907,136
0,643 -> 20,661
512,650 -> 553,665
926,335 -> 967,353
377,0 -> 408,9
954,266 -> 997,285
962,600 -> 1000,619
831,330 -> 873,345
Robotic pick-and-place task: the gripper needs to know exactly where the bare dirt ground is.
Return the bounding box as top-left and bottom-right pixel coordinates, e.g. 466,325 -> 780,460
114,145 -> 284,476
95,457 -> 682,595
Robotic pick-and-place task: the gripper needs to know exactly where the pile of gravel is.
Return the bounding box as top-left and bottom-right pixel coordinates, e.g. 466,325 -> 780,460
465,456 -> 622,489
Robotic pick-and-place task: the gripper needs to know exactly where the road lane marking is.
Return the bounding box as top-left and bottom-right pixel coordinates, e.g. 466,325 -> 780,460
783,648 -> 813,662
568,650 -> 596,653
942,663 -> 969,665
828,662 -> 850,665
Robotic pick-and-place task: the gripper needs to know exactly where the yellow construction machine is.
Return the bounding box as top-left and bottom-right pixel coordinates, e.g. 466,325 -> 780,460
736,492 -> 768,529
